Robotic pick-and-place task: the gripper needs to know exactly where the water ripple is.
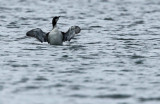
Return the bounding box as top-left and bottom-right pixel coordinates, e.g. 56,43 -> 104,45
0,0 -> 160,104
94,94 -> 132,99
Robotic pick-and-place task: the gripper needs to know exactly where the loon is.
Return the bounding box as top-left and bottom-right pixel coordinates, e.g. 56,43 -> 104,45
26,16 -> 81,45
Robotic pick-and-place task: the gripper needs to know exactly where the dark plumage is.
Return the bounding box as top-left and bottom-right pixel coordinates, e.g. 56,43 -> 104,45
52,16 -> 60,28
26,28 -> 47,43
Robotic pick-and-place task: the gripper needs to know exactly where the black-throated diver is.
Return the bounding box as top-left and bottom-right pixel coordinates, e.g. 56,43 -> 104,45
26,16 -> 81,45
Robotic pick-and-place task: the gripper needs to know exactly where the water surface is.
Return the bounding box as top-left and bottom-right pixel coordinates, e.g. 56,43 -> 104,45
1,0 -> 160,104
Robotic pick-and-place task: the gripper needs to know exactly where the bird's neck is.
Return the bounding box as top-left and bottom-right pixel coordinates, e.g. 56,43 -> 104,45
52,20 -> 57,28
52,24 -> 56,28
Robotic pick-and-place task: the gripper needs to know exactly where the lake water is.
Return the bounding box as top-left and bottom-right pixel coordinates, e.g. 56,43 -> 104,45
0,0 -> 160,104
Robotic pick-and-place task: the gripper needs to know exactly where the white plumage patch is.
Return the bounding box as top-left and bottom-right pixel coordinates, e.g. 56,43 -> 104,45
63,41 -> 70,46
48,27 -> 63,45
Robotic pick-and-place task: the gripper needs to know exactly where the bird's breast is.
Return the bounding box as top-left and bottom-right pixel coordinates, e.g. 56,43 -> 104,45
48,28 -> 63,45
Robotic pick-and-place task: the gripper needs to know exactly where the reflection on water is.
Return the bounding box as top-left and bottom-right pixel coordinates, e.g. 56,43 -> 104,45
1,0 -> 160,104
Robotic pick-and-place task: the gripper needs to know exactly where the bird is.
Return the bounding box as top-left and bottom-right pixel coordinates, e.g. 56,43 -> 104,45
47,16 -> 63,45
26,16 -> 81,45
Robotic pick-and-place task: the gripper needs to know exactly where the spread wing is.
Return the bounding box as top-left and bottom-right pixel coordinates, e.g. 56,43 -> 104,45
26,26 -> 81,43
26,28 -> 48,43
62,26 -> 81,42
